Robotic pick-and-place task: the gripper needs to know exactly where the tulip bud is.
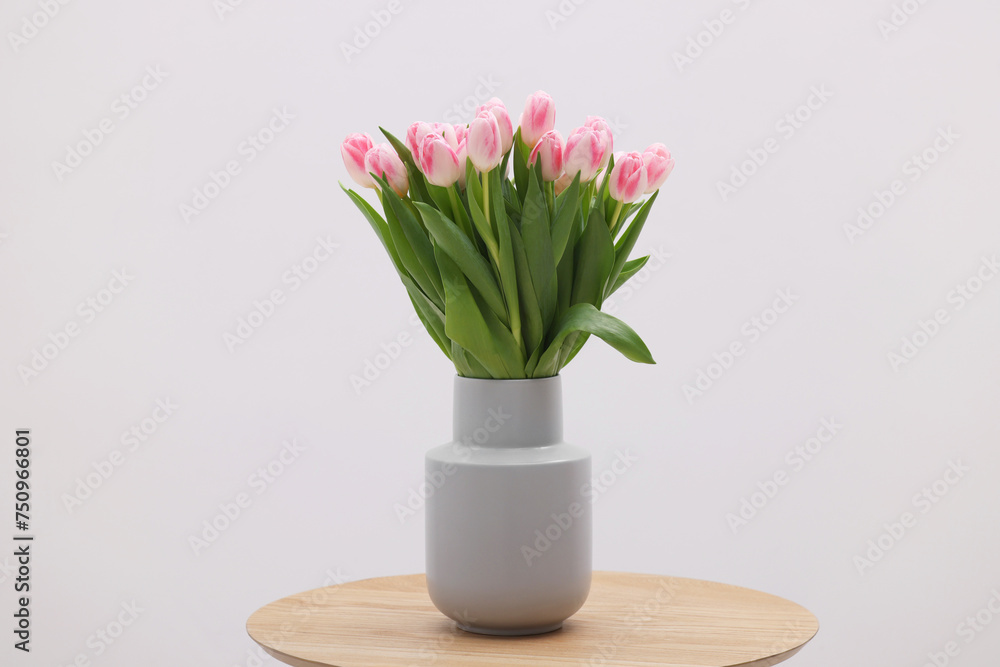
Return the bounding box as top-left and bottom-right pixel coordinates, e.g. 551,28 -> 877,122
528,130 -> 565,182
454,125 -> 469,188
642,143 -> 674,193
467,110 -> 503,172
554,171 -> 574,196
562,126 -> 605,183
406,121 -> 458,162
418,133 -> 461,187
519,90 -> 556,148
608,151 -> 648,203
453,123 -> 469,147
592,169 -> 605,192
364,143 -> 409,197
584,116 -> 614,167
341,132 -> 376,188
432,122 -> 459,151
476,98 -> 514,153
405,122 -> 432,161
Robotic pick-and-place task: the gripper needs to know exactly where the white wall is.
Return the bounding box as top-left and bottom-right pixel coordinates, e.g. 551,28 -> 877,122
2,1 -> 999,665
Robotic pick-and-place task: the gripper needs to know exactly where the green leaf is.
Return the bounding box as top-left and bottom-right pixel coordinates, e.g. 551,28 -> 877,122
524,342 -> 542,378
555,242 -> 574,320
454,342 -> 493,378
509,224 -> 544,361
502,177 -> 522,223
571,207 -> 615,307
375,174 -> 442,283
425,182 -> 453,214
616,200 -> 643,232
412,201 -> 508,327
608,255 -> 650,296
342,183 -> 451,350
512,128 -> 530,206
606,192 -> 658,301
464,161 -> 500,263
595,153 -> 614,219
551,172 -> 581,265
379,126 -> 432,205
451,341 -> 491,377
559,331 -> 589,369
489,167 -> 523,355
379,187 -> 443,310
340,184 -> 398,268
448,184 -> 474,240
521,163 -> 557,330
379,126 -> 412,163
405,286 -> 450,360
450,341 -> 476,377
557,204 -> 614,364
533,303 -> 655,376
436,245 -> 525,378
501,176 -> 520,210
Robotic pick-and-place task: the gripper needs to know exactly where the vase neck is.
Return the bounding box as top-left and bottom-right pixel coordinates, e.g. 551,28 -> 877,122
453,376 -> 563,448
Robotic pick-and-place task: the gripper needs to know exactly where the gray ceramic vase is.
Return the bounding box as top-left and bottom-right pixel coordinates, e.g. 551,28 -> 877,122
425,375 -> 592,636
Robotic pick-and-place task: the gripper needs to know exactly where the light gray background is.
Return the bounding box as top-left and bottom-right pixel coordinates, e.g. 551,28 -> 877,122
2,0 -> 999,665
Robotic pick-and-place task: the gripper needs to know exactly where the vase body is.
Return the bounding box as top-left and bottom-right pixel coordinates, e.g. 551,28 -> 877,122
425,375 -> 592,636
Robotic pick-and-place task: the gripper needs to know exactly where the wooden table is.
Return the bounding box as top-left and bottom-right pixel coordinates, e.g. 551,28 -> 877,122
246,572 -> 818,667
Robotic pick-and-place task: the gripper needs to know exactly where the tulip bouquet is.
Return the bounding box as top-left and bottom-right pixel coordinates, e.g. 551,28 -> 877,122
341,91 -> 674,379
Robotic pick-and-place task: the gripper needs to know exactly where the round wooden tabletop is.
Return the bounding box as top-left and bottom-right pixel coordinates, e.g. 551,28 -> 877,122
246,571 -> 818,667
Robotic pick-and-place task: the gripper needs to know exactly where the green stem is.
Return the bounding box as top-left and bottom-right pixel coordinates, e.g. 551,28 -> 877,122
545,181 -> 555,220
479,170 -> 501,269
482,170 -> 491,231
609,198 -> 624,232
447,186 -> 470,239
580,180 -> 594,234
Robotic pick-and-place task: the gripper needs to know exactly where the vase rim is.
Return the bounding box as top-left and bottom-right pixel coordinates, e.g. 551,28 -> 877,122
454,375 -> 560,383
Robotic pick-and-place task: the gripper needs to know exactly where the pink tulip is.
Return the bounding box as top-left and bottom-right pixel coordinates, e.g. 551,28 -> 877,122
519,90 -> 556,148
432,122 -> 458,151
467,110 -> 503,172
554,171 -> 574,196
405,122 -> 432,160
454,124 -> 469,188
364,143 -> 409,197
592,169 -> 605,191
528,130 -> 565,182
562,126 -> 605,183
584,116 -> 613,167
608,151 -> 647,203
341,132 -> 376,188
418,133 -> 461,187
642,143 -> 674,193
476,98 -> 513,153
406,122 -> 457,161
453,123 -> 469,148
